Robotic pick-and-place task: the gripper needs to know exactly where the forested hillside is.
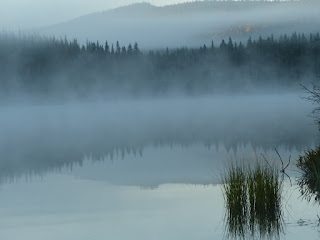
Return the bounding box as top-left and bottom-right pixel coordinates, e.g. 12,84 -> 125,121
39,0 -> 320,49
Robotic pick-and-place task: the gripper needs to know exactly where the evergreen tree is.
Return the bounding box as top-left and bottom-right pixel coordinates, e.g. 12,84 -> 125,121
111,44 -> 114,55
133,42 -> 140,55
247,36 -> 253,48
121,46 -> 127,55
105,41 -> 110,54
211,40 -> 215,53
220,39 -> 227,50
227,37 -> 233,51
116,41 -> 121,55
127,44 -> 133,55
0,32 -> 319,98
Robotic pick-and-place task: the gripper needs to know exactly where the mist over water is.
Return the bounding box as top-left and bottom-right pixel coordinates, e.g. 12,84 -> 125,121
0,93 -> 317,186
1,93 -> 319,240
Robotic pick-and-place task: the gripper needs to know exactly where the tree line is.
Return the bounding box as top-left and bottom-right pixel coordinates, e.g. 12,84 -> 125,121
0,32 -> 319,99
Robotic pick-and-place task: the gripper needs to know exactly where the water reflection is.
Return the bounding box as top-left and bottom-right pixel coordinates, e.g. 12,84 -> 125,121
0,95 -> 317,185
0,179 -> 225,240
297,147 -> 320,204
222,162 -> 284,239
0,95 -> 319,240
0,176 -> 319,240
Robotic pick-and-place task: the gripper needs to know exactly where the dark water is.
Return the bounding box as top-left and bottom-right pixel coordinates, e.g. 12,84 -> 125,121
0,94 -> 320,239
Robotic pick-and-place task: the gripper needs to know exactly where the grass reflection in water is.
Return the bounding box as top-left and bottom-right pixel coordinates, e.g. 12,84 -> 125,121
222,158 -> 284,239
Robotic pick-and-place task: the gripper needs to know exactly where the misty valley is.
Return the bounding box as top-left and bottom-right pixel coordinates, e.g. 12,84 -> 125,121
1,1 -> 320,240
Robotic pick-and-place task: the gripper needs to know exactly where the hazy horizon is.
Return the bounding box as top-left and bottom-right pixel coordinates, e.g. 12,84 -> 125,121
1,0 -> 317,30
0,0 -> 194,30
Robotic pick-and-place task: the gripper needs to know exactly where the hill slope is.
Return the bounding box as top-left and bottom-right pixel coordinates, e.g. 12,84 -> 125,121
39,1 -> 320,49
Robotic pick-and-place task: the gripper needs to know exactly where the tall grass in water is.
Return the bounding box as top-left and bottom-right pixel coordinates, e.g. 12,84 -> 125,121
297,146 -> 320,203
222,163 -> 248,238
222,159 -> 284,239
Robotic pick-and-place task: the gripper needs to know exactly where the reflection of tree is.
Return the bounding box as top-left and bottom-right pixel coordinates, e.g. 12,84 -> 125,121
298,84 -> 320,204
0,126 -> 317,185
301,84 -> 320,126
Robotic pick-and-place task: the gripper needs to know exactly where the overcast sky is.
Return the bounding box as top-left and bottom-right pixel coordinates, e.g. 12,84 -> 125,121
0,0 -> 189,30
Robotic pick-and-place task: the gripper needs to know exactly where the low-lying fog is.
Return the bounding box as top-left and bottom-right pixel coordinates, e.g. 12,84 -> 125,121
0,93 -> 317,186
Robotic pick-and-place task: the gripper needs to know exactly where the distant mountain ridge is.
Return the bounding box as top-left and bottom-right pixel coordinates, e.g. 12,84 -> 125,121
39,0 -> 320,49
101,1 -> 300,16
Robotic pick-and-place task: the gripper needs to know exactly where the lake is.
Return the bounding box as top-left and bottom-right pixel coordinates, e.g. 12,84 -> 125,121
0,93 -> 320,239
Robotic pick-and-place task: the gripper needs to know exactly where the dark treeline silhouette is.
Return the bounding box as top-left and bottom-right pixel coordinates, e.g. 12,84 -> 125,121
0,32 -> 319,99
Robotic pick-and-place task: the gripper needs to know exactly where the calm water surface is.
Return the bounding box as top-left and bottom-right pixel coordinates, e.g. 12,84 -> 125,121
0,94 -> 320,239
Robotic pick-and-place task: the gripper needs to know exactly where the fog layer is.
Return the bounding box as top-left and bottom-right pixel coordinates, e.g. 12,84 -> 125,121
0,95 -> 317,186
0,32 -> 319,101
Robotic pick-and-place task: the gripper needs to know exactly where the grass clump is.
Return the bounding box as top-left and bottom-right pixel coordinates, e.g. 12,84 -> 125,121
222,159 -> 284,239
297,146 -> 320,203
222,163 -> 248,237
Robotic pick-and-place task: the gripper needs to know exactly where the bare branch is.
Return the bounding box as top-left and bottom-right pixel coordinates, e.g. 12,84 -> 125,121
275,148 -> 284,167
283,155 -> 291,170
283,172 -> 292,187
274,150 -> 291,185
301,83 -> 320,97
260,153 -> 272,168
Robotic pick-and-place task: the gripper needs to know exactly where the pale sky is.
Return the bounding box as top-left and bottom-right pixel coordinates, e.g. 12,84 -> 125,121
0,0 -> 189,30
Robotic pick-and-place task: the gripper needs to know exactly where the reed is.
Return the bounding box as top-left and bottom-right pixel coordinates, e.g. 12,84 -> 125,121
222,162 -> 248,238
297,146 -> 320,203
222,158 -> 284,239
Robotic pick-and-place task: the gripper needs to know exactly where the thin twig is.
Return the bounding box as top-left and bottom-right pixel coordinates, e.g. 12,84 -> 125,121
275,148 -> 284,168
300,83 -> 320,100
260,153 -> 272,168
283,155 -> 291,171
274,149 -> 292,186
283,172 -> 292,187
